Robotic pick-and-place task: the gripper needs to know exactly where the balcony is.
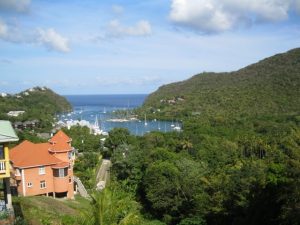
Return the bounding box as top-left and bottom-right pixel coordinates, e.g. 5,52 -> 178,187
0,160 -> 6,174
0,160 -> 10,178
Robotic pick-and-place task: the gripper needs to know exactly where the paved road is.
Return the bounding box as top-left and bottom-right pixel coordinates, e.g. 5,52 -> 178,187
96,159 -> 111,190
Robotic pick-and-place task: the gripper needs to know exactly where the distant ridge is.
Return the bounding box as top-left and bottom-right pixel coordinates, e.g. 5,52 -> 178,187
142,48 -> 300,119
0,86 -> 72,122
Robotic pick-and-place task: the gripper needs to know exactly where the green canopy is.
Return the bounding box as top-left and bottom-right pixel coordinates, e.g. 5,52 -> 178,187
0,121 -> 19,143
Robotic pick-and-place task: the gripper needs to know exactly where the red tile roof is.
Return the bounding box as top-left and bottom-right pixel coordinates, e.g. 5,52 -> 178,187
10,141 -> 62,168
50,130 -> 71,143
10,131 -> 73,168
51,162 -> 69,169
49,130 -> 73,152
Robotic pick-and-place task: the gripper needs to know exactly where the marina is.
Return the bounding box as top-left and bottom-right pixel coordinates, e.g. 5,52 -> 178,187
56,94 -> 182,136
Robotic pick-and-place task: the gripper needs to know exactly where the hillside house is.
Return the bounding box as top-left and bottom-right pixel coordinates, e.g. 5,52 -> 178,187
10,131 -> 75,199
0,121 -> 19,210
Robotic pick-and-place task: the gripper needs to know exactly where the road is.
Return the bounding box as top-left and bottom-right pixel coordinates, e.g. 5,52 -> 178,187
96,159 -> 111,191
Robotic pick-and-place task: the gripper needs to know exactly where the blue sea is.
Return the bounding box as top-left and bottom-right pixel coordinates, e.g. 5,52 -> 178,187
60,94 -> 179,135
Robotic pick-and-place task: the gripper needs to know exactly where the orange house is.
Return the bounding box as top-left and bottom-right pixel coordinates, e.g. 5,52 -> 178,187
10,131 -> 75,199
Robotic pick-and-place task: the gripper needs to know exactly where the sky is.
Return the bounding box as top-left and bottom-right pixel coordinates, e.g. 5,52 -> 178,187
0,0 -> 300,95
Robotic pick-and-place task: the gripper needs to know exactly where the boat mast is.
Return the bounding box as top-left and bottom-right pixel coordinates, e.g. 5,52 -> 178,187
144,114 -> 148,126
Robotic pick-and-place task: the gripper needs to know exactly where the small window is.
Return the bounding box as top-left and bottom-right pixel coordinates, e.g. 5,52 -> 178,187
39,166 -> 45,175
27,182 -> 32,188
53,168 -> 68,177
0,145 -> 4,159
58,168 -> 68,177
69,177 -> 72,183
40,180 -> 46,189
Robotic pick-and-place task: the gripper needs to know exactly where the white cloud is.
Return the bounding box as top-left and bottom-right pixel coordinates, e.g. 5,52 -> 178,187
107,19 -> 152,38
170,0 -> 295,33
0,19 -> 7,37
112,4 -> 124,14
37,28 -> 70,53
0,0 -> 31,13
0,19 -> 70,53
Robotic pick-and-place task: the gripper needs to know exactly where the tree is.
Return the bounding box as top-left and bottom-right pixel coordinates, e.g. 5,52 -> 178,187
143,161 -> 182,221
91,186 -> 143,225
104,128 -> 133,157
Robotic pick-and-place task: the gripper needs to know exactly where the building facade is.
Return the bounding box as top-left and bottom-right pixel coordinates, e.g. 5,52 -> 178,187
10,131 -> 75,199
0,121 -> 19,210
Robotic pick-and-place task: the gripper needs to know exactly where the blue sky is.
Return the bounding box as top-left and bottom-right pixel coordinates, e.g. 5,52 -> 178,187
0,0 -> 300,94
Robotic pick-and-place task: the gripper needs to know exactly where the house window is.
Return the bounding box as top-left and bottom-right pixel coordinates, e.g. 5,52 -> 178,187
53,168 -> 68,177
39,166 -> 45,175
59,168 -> 66,177
0,145 -> 4,159
27,182 -> 32,188
69,177 -> 72,183
40,180 -> 46,189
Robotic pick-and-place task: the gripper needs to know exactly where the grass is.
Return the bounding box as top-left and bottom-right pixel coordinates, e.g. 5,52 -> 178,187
13,195 -> 91,225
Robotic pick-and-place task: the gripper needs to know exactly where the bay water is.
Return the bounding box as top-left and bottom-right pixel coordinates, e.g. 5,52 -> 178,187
60,94 -> 179,135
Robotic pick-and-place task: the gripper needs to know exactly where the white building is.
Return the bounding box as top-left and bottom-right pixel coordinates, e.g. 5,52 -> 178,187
7,111 -> 25,117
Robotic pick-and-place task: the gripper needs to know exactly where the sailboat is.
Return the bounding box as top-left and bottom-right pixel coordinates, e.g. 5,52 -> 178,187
171,119 -> 175,128
144,114 -> 148,126
103,107 -> 106,114
173,121 -> 181,131
158,121 -> 161,130
93,115 -> 102,135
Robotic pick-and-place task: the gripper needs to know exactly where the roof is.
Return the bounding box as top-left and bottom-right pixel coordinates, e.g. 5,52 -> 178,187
10,141 -> 62,168
49,130 -> 73,152
50,130 -> 71,143
0,120 -> 19,143
51,162 -> 69,169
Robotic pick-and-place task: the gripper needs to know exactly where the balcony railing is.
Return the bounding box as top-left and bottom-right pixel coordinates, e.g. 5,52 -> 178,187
0,160 -> 6,173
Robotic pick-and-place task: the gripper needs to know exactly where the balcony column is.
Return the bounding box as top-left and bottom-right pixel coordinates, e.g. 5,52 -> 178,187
4,178 -> 12,209
4,146 -> 10,177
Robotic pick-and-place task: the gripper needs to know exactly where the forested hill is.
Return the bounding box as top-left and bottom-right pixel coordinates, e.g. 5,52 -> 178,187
142,48 -> 300,119
0,87 -> 72,122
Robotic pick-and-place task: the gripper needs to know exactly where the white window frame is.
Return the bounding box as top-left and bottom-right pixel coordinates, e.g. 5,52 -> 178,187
58,168 -> 65,177
39,166 -> 45,175
27,182 -> 32,188
40,180 -> 46,189
0,145 -> 4,159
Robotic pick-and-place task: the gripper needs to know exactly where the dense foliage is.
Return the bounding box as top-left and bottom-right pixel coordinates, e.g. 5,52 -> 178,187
140,48 -> 300,120
107,115 -> 300,225
0,86 -> 72,131
107,49 -> 300,225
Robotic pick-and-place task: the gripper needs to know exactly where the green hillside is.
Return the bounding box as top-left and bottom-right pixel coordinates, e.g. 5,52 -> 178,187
142,48 -> 300,120
0,87 -> 72,130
